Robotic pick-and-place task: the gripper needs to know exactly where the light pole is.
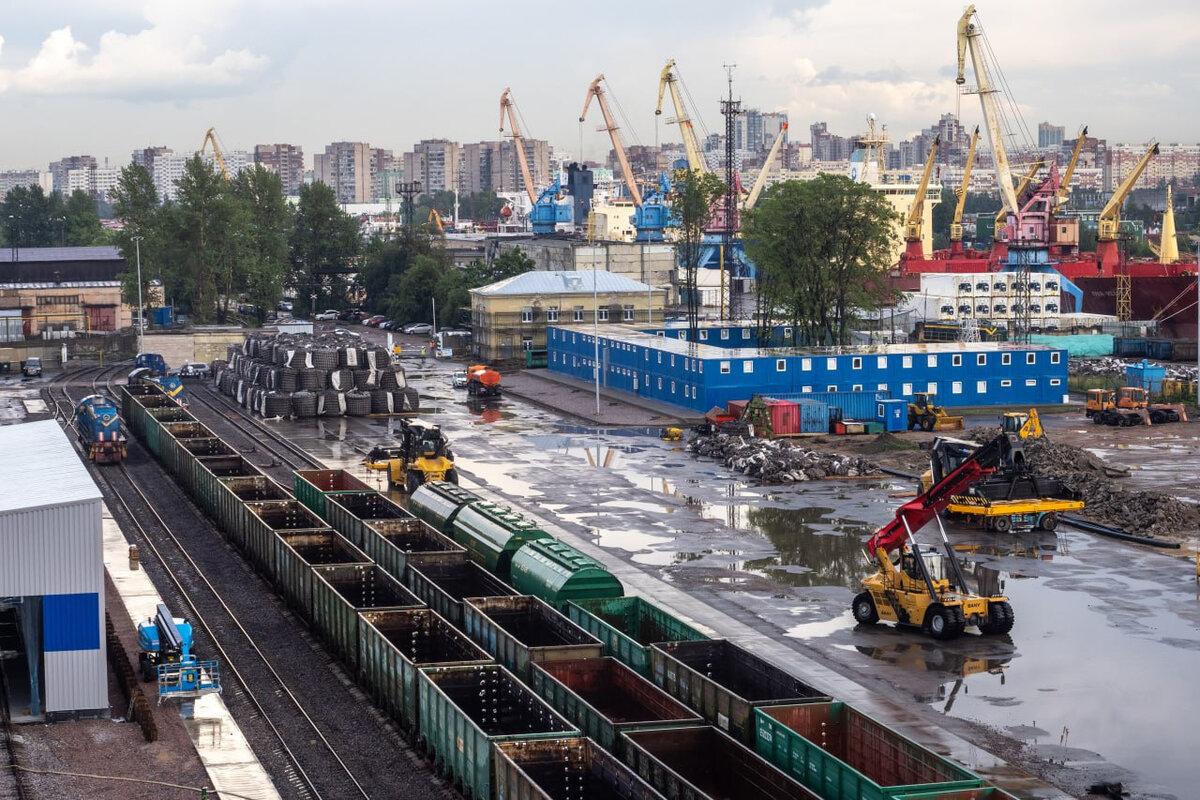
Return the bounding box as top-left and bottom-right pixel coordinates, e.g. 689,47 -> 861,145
132,235 -> 144,354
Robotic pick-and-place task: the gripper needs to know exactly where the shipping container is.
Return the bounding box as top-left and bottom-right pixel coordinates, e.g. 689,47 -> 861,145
529,658 -> 701,754
791,399 -> 831,433
754,702 -> 984,800
494,737 -> 668,800
767,390 -> 888,422
1170,339 -> 1197,363
451,502 -> 553,579
764,399 -> 802,436
1112,337 -> 1148,358
417,664 -> 578,800
293,468 -> 374,519
326,492 -> 466,579
650,640 -> 830,744
1145,339 -> 1174,362
358,609 -> 492,733
621,725 -> 820,800
405,561 -> 518,627
463,596 -> 603,681
271,528 -> 371,616
409,480 -> 483,535
565,597 -> 709,676
509,540 -> 624,607
308,564 -> 422,668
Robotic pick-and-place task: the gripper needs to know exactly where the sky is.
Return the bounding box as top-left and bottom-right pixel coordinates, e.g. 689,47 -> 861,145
0,0 -> 1197,171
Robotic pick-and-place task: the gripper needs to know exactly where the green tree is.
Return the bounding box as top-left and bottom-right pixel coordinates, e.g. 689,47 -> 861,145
358,229 -> 434,312
112,164 -> 164,316
463,247 -> 535,287
0,185 -> 53,247
744,175 -> 899,346
166,156 -> 236,322
231,166 -> 292,321
63,190 -> 105,245
385,254 -> 443,325
669,169 -> 727,340
290,182 -> 361,311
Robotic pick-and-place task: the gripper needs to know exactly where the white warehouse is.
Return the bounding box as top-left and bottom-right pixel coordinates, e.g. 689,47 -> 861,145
0,420 -> 107,720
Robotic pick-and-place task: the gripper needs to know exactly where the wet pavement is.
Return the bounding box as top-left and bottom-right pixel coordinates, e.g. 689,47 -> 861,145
212,344 -> 1198,800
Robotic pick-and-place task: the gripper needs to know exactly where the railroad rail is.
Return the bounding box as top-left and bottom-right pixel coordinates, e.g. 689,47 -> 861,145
46,377 -> 397,800
185,382 -> 322,474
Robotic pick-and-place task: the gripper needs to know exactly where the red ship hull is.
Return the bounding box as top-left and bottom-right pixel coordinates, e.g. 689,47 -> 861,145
1070,275 -> 1197,339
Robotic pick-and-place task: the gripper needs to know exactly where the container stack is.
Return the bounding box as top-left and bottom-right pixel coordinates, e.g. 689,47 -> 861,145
215,332 -> 418,418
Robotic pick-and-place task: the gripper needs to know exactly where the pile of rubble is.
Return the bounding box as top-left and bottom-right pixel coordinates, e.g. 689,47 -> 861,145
1070,356 -> 1197,382
967,427 -> 1200,540
688,431 -> 880,483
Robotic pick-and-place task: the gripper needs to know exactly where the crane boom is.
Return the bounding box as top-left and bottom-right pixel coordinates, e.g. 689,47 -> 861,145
993,157 -> 1044,236
956,6 -> 1018,220
950,126 -> 980,249
744,122 -> 788,211
1056,125 -> 1088,209
866,434 -> 1011,557
581,75 -> 642,207
655,60 -> 707,173
1099,141 -> 1158,241
199,127 -> 230,180
499,89 -> 538,207
905,136 -> 940,244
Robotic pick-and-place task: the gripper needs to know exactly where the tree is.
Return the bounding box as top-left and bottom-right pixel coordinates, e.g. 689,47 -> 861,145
744,175 -> 899,346
113,164 -> 164,313
231,166 -> 292,321
358,229 -> 434,312
0,185 -> 53,247
290,182 -> 361,311
64,190 -> 105,245
385,254 -> 443,325
463,246 -> 535,287
669,169 -> 726,340
167,156 -> 236,322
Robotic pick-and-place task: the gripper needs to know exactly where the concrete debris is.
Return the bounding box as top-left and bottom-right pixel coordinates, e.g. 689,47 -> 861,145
1070,357 -> 1197,382
965,427 -> 1200,540
689,431 -> 881,484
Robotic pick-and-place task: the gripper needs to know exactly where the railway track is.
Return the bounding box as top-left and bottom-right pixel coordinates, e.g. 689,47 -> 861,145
185,382 -> 323,476
47,376 -> 451,800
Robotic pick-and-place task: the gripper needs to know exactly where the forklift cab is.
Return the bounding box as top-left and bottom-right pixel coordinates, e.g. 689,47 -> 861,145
912,392 -> 938,410
1116,387 -> 1147,408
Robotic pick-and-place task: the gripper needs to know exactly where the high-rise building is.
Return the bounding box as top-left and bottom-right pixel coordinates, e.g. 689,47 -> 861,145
810,123 -> 850,161
314,141 -> 375,204
461,142 -> 503,195
131,146 -> 172,182
402,140 -> 461,198
254,144 -> 305,195
49,156 -> 97,195
762,112 -> 788,149
0,170 -> 48,199
1038,122 -> 1065,150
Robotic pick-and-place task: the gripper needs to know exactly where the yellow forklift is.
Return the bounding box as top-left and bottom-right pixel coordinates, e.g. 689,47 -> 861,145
365,420 -> 457,494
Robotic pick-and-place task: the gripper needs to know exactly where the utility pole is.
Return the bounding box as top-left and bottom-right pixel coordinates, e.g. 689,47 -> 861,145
396,180 -> 422,234
720,64 -> 742,321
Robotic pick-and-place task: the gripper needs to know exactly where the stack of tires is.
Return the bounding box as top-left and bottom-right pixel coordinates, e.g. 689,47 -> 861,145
213,332 -> 416,419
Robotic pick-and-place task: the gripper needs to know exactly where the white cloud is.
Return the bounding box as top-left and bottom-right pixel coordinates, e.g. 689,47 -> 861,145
0,19 -> 267,99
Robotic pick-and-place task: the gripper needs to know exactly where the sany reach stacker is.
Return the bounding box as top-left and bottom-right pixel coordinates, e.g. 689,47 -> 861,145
852,434 -> 1017,640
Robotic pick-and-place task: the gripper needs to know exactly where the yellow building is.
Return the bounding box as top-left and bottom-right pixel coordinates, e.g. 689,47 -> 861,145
469,270 -> 667,363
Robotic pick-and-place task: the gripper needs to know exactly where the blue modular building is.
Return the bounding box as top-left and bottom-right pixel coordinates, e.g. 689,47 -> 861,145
547,324 -> 1069,414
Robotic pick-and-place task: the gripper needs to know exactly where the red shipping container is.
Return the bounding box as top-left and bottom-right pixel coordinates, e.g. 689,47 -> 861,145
727,399 -> 748,418
765,399 -> 801,435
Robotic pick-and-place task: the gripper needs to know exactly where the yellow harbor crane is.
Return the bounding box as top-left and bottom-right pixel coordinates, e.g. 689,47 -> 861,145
991,157 -> 1044,240
581,75 -> 642,207
950,126 -> 979,254
199,127 -> 230,180
655,60 -> 708,175
1098,141 -> 1159,288
1055,125 -> 1089,210
743,123 -> 789,212
903,136 -> 940,260
499,88 -> 539,209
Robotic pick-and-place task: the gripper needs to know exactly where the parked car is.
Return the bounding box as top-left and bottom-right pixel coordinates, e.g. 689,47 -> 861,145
315,309 -> 339,321
175,362 -> 212,379
451,370 -> 468,389
332,327 -> 362,338
21,356 -> 42,377
364,314 -> 387,326
402,322 -> 433,335
379,319 -> 396,330
277,300 -> 294,312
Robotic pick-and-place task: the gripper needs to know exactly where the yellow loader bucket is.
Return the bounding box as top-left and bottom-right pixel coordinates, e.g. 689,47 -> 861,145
934,416 -> 965,431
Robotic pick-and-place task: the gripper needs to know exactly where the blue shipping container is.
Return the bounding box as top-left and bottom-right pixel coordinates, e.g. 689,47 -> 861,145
151,306 -> 174,327
794,399 -> 829,433
1113,337 -> 1148,358
1146,339 -> 1174,361
876,399 -> 908,432
766,390 -> 888,422
1126,360 -> 1165,393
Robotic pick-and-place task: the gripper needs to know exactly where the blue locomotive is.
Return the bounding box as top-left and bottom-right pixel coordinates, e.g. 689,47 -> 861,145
75,394 -> 128,463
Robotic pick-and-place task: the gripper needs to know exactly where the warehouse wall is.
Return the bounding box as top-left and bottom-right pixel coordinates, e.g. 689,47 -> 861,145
547,326 -> 1069,413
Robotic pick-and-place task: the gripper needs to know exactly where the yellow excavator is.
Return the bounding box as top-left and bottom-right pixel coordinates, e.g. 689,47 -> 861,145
1001,408 -> 1043,439
365,420 -> 457,494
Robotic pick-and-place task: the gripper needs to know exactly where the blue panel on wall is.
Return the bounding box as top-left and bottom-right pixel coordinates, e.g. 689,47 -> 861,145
43,593 -> 100,652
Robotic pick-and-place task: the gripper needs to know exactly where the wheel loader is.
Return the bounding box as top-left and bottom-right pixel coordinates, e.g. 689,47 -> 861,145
365,419 -> 457,494
907,392 -> 964,431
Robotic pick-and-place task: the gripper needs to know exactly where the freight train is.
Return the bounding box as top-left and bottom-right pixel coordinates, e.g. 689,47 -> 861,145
119,378 -> 1022,800
74,394 -> 127,463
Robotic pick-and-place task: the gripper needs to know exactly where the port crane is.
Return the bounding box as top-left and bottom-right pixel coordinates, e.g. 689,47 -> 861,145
199,126 -> 230,180
1097,140 -> 1159,274
902,137 -> 940,260
949,126 -> 979,255
500,88 -> 570,235
581,75 -> 668,241
956,6 -> 1020,237
743,123 -> 789,212
655,60 -> 708,174
1055,125 -> 1089,211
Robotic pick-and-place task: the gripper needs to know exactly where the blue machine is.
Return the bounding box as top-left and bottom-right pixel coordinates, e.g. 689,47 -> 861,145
74,394 -> 127,463
632,171 -> 674,243
137,604 -> 220,701
128,365 -> 186,404
135,353 -> 169,376
531,177 -> 574,235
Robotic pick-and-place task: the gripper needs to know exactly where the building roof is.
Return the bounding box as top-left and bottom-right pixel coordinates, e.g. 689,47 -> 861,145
0,246 -> 122,264
471,270 -> 658,297
0,420 -> 102,514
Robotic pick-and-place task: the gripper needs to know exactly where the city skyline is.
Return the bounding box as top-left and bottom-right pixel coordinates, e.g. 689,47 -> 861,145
1,1 -> 1197,170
